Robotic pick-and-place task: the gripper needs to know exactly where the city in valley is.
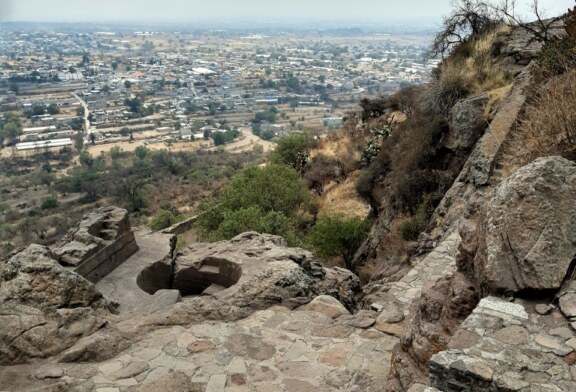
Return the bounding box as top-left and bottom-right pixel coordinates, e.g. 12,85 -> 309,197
0,24 -> 435,158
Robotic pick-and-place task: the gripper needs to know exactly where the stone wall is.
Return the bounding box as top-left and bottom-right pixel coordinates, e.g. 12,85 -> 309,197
52,206 -> 139,283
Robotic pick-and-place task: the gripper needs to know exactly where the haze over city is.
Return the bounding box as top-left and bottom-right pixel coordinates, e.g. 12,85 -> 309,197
0,0 -> 572,23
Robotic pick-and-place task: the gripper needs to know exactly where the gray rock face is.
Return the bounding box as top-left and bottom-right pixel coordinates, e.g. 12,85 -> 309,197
493,21 -> 565,65
59,329 -> 131,363
474,157 -> 576,294
446,93 -> 489,152
0,245 -> 108,365
150,232 -> 363,325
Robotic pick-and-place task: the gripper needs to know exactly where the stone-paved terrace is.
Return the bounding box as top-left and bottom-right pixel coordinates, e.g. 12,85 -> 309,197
3,306 -> 398,392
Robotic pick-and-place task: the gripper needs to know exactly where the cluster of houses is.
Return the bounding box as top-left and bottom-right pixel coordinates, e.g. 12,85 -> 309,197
1,28 -> 436,151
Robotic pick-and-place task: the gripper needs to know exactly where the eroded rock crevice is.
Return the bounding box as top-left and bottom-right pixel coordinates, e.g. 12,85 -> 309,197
137,255 -> 243,297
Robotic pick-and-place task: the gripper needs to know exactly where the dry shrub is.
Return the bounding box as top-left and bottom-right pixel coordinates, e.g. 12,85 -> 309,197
532,7 -> 576,83
356,151 -> 391,201
520,70 -> 576,161
426,26 -> 512,116
304,154 -> 344,194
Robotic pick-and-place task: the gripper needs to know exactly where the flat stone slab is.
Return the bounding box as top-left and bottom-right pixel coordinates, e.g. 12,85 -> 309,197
477,296 -> 529,320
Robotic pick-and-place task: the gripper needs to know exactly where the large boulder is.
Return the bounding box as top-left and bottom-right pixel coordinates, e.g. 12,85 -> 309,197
474,156 -> 576,294
0,245 -> 108,365
445,93 -> 489,152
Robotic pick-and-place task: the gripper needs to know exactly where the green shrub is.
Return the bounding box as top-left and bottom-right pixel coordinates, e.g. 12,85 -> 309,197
269,132 -> 312,170
208,207 -> 299,245
196,164 -> 312,244
40,195 -> 59,210
308,213 -> 371,270
148,208 -> 184,231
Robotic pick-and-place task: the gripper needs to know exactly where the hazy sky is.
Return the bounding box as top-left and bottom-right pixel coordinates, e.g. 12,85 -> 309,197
0,0 -> 572,23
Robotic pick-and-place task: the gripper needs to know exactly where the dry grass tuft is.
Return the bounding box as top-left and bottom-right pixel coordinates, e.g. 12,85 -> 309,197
426,26 -> 512,115
318,170 -> 371,219
520,70 -> 576,161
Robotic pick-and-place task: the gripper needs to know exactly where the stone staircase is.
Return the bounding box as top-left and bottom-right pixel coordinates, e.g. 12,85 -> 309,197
371,230 -> 461,337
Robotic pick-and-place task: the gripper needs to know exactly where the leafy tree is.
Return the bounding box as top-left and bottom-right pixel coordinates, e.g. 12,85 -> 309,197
72,132 -> 84,153
111,164 -> 150,212
308,214 -> 371,270
0,202 -> 9,215
79,151 -> 94,167
124,80 -> 133,89
76,106 -> 85,117
285,75 -> 303,93
261,130 -> 275,140
89,133 -> 96,144
69,117 -> 84,131
269,132 -> 312,170
196,164 -> 312,244
135,145 -> 149,159
41,162 -> 52,173
213,132 -> 226,146
47,103 -> 60,115
1,121 -> 22,145
32,104 -> 46,116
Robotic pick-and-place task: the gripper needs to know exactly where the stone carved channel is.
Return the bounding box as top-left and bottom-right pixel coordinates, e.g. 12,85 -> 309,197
137,257 -> 242,297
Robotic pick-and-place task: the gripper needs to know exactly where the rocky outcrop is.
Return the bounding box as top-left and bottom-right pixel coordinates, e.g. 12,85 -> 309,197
0,245 -> 108,365
52,206 -> 139,283
385,157 -> 576,390
417,157 -> 576,391
386,273 -> 479,391
473,157 -> 576,295
138,232 -> 363,326
492,21 -> 566,66
445,93 -> 489,152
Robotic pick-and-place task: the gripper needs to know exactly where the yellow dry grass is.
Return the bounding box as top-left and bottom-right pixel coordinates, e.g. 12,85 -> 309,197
317,170 -> 371,219
311,132 -> 362,163
484,83 -> 514,119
